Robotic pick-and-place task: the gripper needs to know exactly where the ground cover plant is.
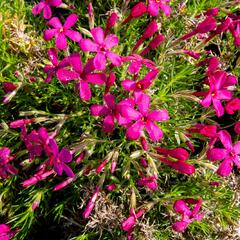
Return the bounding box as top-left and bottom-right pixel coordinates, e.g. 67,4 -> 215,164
0,0 -> 240,239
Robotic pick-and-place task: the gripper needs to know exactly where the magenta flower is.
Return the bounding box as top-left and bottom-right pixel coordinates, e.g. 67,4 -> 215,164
234,121 -> 240,135
90,94 -> 134,132
207,130 -> 240,177
0,147 -> 17,179
0,224 -> 16,240
120,94 -> 169,141
82,186 -> 101,218
137,175 -> 158,190
200,71 -> 237,117
230,21 -> 240,46
122,70 -> 159,100
148,0 -> 172,17
32,0 -> 62,19
225,98 -> 240,114
172,198 -> 203,232
122,54 -> 156,75
105,12 -> 118,35
57,53 -> 106,101
48,139 -> 74,177
121,209 -> 145,232
154,147 -> 195,174
79,27 -> 121,70
44,14 -> 82,50
43,48 -> 70,83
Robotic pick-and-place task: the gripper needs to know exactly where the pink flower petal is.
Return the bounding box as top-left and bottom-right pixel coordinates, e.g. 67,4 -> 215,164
169,148 -> 189,161
32,2 -> 45,16
126,121 -> 144,140
48,48 -> 58,66
79,39 -> 99,52
59,148 -> 72,163
137,94 -> 150,116
85,73 -> 106,84
148,0 -> 159,16
207,148 -> 227,161
159,3 -> 172,17
217,158 -> 233,177
43,29 -> 58,41
122,79 -> 136,91
172,221 -> 189,232
68,53 -> 82,73
56,33 -> 68,50
212,98 -> 224,117
91,27 -> 104,44
56,69 -> 79,83
90,105 -> 109,116
64,14 -> 78,29
49,0 -> 62,6
128,61 -> 142,75
174,200 -> 191,215
120,106 -> 142,121
218,130 -> 232,150
79,80 -> 91,101
104,94 -> 115,110
43,5 -> 52,19
148,110 -> 169,122
171,161 -> 195,175
65,30 -> 82,42
48,17 -> 62,29
145,121 -> 163,142
200,94 -> 212,108
103,115 -> 115,132
106,51 -> 122,66
93,52 -> 106,70
62,164 -> 75,177
104,34 -> 119,49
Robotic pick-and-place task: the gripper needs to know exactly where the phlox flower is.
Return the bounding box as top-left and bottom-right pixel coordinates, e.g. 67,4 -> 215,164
0,224 -> 16,240
207,130 -> 240,177
0,147 -> 17,179
57,53 -> 106,101
32,0 -> 62,19
172,198 -> 203,232
199,71 -> 237,117
225,98 -> 240,114
121,208 -> 145,232
120,94 -> 169,142
122,54 -> 156,75
137,175 -> 158,190
90,94 -> 134,132
43,48 -> 70,83
122,69 -> 159,101
79,27 -> 121,70
44,14 -> 82,50
148,0 -> 172,17
48,139 -> 74,177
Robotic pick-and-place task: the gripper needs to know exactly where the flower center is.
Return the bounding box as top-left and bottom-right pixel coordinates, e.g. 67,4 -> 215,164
155,0 -> 161,3
137,83 -> 142,90
59,28 -> 64,33
211,92 -> 215,97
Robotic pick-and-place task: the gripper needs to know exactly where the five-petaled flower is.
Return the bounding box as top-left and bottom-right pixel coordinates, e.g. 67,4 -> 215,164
207,130 -> 240,177
79,27 -> 121,70
120,94 -> 169,142
44,14 -> 82,50
172,198 -> 203,232
32,0 -> 62,19
0,147 -> 17,179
